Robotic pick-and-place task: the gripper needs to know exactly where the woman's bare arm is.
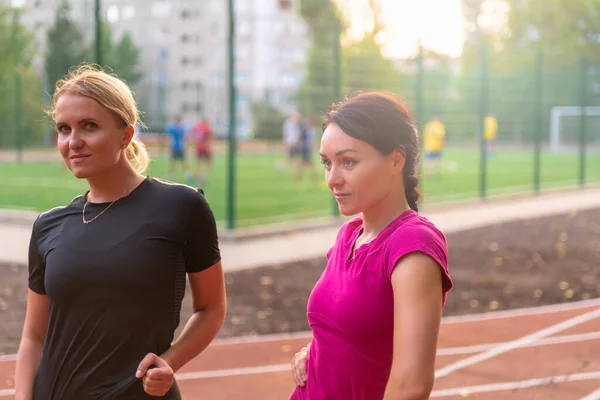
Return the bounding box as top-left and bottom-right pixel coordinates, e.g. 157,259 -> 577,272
383,252 -> 443,400
15,290 -> 49,400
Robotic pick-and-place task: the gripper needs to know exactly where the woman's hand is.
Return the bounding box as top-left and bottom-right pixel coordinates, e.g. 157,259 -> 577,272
136,353 -> 174,397
291,342 -> 311,387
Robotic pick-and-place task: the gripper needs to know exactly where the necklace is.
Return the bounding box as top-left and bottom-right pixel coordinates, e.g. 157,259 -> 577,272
82,188 -> 129,225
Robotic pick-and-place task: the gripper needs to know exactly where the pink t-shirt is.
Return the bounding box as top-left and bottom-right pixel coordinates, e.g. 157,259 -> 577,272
290,210 -> 452,400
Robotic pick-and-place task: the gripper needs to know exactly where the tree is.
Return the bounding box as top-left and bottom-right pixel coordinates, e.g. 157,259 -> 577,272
342,0 -> 400,96
295,0 -> 402,118
45,1 -> 89,92
504,0 -> 600,66
295,0 -> 344,118
109,32 -> 143,85
250,100 -> 286,142
0,5 -> 46,149
90,20 -> 143,85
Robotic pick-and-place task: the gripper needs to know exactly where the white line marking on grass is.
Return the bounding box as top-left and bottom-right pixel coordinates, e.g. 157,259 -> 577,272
435,308 -> 600,379
430,371 -> 600,397
442,161 -> 459,173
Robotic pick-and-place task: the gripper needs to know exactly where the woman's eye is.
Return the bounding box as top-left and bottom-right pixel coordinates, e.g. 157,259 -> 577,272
342,159 -> 356,168
85,123 -> 98,130
57,126 -> 70,134
321,159 -> 332,169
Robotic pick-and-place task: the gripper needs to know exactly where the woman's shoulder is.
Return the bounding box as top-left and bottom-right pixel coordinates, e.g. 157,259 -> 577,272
388,212 -> 446,246
35,195 -> 84,231
147,177 -> 205,202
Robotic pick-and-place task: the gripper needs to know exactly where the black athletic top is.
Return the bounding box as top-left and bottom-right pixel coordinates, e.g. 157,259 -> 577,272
28,176 -> 221,400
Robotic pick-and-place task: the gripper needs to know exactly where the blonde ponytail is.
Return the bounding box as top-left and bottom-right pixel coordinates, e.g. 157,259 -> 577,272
126,136 -> 150,173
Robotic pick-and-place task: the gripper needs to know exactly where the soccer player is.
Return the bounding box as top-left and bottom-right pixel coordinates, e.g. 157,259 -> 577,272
423,116 -> 446,176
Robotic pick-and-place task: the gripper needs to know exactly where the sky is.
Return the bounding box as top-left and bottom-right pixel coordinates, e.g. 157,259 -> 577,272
339,0 -> 466,58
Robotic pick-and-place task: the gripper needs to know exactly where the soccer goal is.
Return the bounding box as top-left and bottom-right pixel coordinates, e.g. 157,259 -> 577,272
549,106 -> 600,153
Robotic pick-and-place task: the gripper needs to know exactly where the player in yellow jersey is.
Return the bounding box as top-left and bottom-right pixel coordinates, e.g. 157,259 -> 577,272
484,113 -> 498,156
423,116 -> 446,175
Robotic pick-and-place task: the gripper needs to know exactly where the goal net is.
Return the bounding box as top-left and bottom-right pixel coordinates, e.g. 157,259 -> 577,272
549,106 -> 600,153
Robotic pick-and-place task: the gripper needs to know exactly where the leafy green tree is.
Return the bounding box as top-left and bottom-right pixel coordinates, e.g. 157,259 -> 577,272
0,5 -> 46,148
249,100 -> 286,142
44,1 -> 89,92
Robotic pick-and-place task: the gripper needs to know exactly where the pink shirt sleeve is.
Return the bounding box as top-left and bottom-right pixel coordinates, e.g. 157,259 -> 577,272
386,222 -> 453,295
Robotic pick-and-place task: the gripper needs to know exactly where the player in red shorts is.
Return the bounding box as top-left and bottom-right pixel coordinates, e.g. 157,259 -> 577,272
190,118 -> 213,185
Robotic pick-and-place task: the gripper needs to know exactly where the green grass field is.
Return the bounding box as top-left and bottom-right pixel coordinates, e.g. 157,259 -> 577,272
0,148 -> 598,227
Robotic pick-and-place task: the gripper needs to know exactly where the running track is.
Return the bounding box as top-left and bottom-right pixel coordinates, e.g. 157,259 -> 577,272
2,299 -> 600,399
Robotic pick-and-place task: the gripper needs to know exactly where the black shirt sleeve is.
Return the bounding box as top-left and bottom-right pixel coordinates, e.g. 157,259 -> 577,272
183,190 -> 221,273
28,217 -> 47,295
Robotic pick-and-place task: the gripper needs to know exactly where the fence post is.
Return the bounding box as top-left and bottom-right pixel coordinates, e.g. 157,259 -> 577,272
533,51 -> 543,193
331,20 -> 342,217
94,0 -> 102,65
15,70 -> 23,163
578,57 -> 588,188
415,44 -> 424,180
478,45 -> 488,199
226,0 -> 237,229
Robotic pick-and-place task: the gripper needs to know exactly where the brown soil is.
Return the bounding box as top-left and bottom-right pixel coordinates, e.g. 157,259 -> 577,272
1,208 -> 599,355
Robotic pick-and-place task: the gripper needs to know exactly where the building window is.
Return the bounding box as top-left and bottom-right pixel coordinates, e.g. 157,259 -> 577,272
33,1 -> 42,8
154,72 -> 168,86
10,0 -> 26,8
181,57 -> 189,66
181,80 -> 190,89
194,57 -> 202,66
236,45 -> 250,60
156,49 -> 168,63
107,5 -> 119,23
152,1 -> 171,19
181,33 -> 190,43
154,26 -> 170,41
122,6 -> 135,20
237,21 -> 251,37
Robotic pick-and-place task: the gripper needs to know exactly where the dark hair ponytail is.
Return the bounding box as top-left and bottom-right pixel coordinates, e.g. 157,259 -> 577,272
324,91 -> 422,212
403,173 -> 421,212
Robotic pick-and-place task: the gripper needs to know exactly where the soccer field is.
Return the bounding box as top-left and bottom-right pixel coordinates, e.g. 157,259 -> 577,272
0,148 -> 598,227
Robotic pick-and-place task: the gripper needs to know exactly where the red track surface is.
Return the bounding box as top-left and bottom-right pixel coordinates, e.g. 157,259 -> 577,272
2,299 -> 600,399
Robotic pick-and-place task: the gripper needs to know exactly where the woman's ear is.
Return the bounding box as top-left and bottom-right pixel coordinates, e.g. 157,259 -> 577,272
391,147 -> 406,176
121,125 -> 135,149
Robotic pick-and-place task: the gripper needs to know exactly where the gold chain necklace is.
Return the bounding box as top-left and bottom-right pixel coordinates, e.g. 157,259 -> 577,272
82,189 -> 129,225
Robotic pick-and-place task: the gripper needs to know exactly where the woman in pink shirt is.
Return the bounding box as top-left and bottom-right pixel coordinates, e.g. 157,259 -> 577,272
289,92 -> 453,399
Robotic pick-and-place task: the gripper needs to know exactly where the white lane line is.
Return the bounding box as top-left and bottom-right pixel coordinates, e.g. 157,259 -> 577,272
437,330 -> 600,355
3,329 -> 600,366
442,298 -> 600,324
176,363 -> 290,380
580,387 -> 600,400
3,370 -> 600,398
430,371 -> 600,397
435,307 -> 600,379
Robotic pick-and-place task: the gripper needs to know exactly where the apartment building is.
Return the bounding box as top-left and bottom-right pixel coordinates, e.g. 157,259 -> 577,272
6,0 -> 309,137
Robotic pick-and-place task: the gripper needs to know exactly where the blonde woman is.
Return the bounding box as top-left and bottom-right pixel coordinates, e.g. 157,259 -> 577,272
15,65 -> 226,400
